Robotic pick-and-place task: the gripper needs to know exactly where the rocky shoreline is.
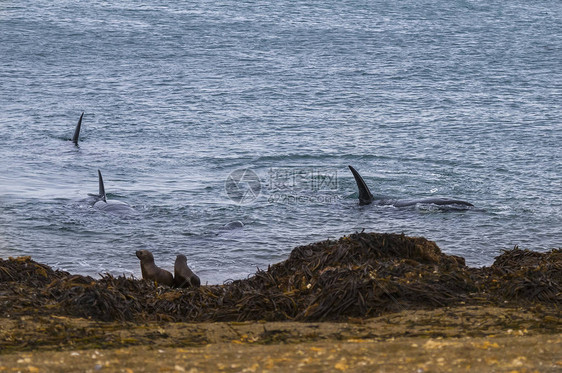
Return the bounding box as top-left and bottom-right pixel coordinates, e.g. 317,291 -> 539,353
1,232 -> 560,371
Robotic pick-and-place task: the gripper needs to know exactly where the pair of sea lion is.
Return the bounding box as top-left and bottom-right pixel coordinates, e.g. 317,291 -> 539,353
135,250 -> 200,288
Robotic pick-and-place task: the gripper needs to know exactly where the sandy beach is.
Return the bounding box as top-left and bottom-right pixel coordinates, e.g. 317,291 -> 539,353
1,305 -> 560,372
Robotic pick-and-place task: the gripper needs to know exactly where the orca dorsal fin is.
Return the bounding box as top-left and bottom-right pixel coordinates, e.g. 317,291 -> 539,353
348,165 -> 374,205
72,112 -> 84,145
97,169 -> 107,202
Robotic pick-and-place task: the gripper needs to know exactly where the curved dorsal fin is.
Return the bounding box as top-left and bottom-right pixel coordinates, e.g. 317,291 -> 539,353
97,169 -> 106,202
72,112 -> 84,145
348,165 -> 374,205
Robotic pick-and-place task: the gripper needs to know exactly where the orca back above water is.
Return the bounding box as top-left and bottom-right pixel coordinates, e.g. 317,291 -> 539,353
348,165 -> 474,208
90,170 -> 136,214
221,221 -> 245,230
72,112 -> 84,146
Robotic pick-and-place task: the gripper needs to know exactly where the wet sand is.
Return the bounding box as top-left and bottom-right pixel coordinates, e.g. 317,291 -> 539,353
1,305 -> 560,372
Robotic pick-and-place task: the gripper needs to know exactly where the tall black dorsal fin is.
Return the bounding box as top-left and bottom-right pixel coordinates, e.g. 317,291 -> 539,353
72,112 -> 84,145
97,169 -> 107,202
348,165 -> 374,205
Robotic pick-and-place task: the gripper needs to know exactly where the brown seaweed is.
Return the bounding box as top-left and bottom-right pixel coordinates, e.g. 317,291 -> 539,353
0,233 -> 559,323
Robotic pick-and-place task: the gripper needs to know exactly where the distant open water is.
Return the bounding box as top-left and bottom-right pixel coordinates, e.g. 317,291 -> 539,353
0,0 -> 560,284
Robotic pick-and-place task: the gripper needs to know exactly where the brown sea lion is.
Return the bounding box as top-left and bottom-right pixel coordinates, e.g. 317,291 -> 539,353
135,250 -> 174,287
174,254 -> 201,288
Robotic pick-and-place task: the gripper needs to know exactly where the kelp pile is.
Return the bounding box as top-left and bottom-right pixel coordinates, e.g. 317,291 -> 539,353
482,247 -> 561,303
0,233 -> 559,323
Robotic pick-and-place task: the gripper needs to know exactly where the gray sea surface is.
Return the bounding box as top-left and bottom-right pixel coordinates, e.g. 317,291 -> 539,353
1,0 -> 560,284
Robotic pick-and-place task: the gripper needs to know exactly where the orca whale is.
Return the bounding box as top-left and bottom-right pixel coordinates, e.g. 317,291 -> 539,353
348,165 -> 473,208
221,221 -> 245,230
72,112 -> 84,146
89,170 -> 136,214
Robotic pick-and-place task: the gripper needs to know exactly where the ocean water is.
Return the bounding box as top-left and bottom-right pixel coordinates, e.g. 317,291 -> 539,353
0,0 -> 560,284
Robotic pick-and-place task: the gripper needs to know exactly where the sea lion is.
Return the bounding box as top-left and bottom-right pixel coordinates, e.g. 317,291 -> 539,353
174,254 -> 201,288
135,250 -> 174,287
